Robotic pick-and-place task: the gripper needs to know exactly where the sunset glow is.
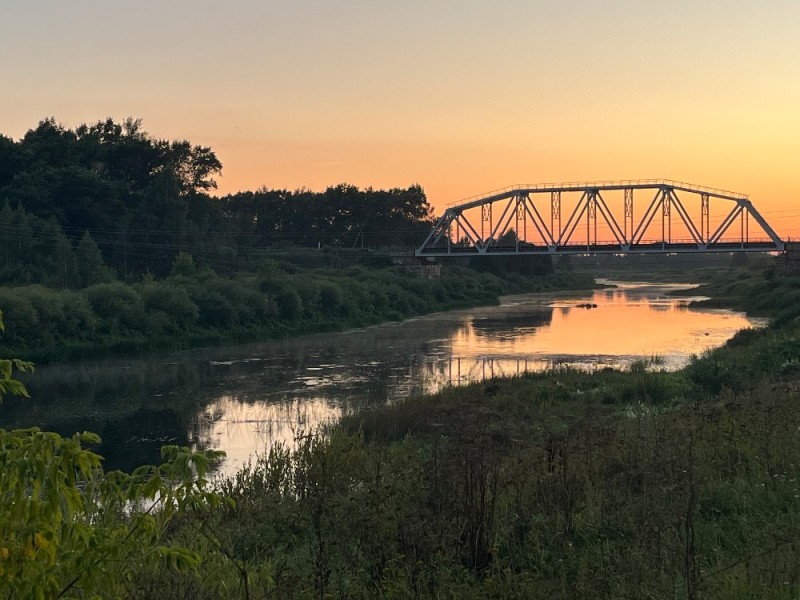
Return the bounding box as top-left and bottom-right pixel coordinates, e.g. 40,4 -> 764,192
3,0 -> 799,235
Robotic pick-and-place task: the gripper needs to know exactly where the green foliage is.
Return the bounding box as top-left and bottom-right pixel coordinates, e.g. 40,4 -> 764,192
129,306 -> 800,598
85,282 -> 145,333
0,428 -> 228,598
0,291 -> 38,346
0,255 -> 595,362
76,231 -> 114,287
276,288 -> 302,320
0,203 -> 115,289
187,285 -> 237,329
318,282 -> 343,315
0,310 -> 230,598
170,251 -> 197,277
0,117 -> 437,278
139,282 -> 200,332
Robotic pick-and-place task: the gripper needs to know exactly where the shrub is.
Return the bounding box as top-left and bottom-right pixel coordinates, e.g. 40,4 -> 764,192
319,282 -> 343,315
84,283 -> 145,333
276,288 -> 302,320
205,279 -> 266,325
0,290 -> 39,345
294,280 -> 322,317
17,286 -> 65,342
59,289 -> 96,338
139,282 -> 199,330
187,286 -> 237,329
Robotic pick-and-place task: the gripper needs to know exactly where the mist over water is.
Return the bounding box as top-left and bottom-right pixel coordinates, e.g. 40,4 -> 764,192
0,281 -> 764,476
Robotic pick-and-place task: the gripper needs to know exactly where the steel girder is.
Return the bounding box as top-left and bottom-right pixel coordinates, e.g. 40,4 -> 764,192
415,180 -> 784,257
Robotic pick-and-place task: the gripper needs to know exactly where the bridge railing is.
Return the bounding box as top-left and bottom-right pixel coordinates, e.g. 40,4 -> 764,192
447,179 -> 750,207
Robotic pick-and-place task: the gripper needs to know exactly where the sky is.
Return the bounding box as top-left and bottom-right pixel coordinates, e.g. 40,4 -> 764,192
2,0 -> 799,237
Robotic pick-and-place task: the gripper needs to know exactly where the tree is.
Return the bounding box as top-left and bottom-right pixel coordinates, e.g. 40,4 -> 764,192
0,135 -> 22,189
170,251 -> 197,277
20,117 -> 77,169
34,218 -> 78,288
6,205 -> 34,280
0,311 -> 229,598
154,139 -> 222,196
76,231 -> 114,287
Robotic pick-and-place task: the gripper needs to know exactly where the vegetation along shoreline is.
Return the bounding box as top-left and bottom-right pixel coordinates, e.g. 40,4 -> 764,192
5,264 -> 800,597
3,116 -> 800,597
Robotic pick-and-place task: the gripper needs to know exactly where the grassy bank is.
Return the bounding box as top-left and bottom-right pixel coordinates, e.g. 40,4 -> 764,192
0,261 -> 595,363
9,266 -> 800,598
109,270 -> 800,598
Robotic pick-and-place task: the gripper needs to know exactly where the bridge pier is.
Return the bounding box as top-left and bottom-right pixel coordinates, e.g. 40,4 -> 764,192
387,250 -> 442,278
775,242 -> 800,276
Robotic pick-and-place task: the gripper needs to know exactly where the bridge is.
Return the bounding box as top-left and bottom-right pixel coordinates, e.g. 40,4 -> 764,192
415,180 -> 785,257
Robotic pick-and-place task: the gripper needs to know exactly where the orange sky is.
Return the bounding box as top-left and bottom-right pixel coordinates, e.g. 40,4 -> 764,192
2,1 -> 799,237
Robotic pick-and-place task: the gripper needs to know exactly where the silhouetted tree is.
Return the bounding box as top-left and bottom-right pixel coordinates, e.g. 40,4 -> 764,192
76,231 -> 114,287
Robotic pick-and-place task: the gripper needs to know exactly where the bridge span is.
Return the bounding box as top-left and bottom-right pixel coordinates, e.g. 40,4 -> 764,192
416,180 -> 784,257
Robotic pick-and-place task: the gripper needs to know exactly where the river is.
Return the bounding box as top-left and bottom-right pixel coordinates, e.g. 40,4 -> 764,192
0,280 -> 765,476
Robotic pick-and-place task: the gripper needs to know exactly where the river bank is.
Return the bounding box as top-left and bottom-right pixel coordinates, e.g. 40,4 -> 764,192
6,269 -> 799,598
0,263 -> 595,364
1,278 -> 761,476
130,269 -> 800,598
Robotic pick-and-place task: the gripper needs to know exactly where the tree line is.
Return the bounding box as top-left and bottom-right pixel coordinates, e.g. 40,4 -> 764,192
0,117 -> 435,281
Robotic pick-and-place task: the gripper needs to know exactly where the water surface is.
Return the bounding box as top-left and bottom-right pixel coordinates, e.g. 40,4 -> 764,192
0,281 -> 764,476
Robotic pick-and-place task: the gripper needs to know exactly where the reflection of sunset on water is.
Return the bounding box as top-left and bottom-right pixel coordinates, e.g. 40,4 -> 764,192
8,281 -> 768,478
186,282 -> 766,476
197,395 -> 343,477
450,283 -> 762,368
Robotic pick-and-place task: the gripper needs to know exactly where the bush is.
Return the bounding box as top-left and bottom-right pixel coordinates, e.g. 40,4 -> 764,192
0,290 -> 39,345
58,289 -> 96,338
200,278 -> 271,325
17,286 -> 65,343
139,282 -> 199,331
276,288 -> 302,320
187,286 -> 237,329
294,280 -> 322,317
84,283 -> 145,333
319,282 -> 343,315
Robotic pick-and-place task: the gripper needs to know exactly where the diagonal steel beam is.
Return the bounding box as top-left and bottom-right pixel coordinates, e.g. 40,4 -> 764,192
486,196 -> 518,248
557,191 -> 589,245
418,210 -> 452,252
456,212 -> 484,248
708,203 -> 743,245
594,191 -> 627,245
630,189 -> 665,245
418,181 -> 784,256
742,200 -> 785,250
523,198 -> 555,247
668,190 -> 703,244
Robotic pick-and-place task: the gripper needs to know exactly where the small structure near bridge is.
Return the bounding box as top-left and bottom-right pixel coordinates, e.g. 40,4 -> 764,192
775,242 -> 800,276
388,250 -> 441,278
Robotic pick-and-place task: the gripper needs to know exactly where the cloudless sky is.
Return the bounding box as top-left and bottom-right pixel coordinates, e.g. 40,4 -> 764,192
2,0 -> 799,236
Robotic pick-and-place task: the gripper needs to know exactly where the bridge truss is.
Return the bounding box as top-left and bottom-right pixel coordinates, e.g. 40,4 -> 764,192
416,180 -> 784,257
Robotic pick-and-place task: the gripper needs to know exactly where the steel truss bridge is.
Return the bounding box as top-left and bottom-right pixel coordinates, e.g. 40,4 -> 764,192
416,180 -> 784,257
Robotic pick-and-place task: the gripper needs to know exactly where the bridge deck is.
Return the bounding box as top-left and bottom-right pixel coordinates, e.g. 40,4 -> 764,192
417,241 -> 780,257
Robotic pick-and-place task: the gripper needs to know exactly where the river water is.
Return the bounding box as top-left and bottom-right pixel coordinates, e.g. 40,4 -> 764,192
0,281 -> 765,476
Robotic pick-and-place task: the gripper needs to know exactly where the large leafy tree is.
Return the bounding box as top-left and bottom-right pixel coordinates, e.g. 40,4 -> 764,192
0,116 -> 439,278
153,139 -> 223,197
